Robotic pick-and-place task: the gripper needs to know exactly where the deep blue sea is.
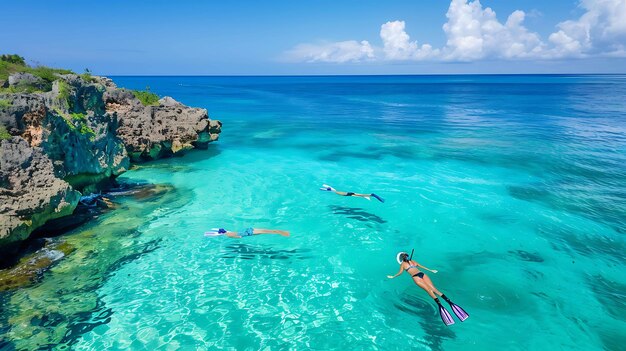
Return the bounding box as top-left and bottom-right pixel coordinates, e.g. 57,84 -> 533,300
1,75 -> 625,350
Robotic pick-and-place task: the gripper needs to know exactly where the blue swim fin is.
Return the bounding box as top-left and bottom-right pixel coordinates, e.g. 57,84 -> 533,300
437,301 -> 455,326
204,228 -> 227,237
443,295 -> 469,322
370,193 -> 385,203
320,184 -> 336,192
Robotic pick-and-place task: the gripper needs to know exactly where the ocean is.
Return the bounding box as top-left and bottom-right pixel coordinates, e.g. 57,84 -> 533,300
1,75 -> 625,350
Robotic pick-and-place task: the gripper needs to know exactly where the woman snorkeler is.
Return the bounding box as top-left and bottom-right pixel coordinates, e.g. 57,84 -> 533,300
388,251 -> 469,325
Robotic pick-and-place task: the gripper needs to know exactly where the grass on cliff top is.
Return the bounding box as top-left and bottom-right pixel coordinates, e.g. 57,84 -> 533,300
0,54 -> 73,92
0,125 -> 11,140
80,68 -> 97,83
131,89 -> 160,106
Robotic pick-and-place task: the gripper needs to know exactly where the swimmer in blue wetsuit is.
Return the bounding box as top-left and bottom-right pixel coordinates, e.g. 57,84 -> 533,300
205,227 -> 290,238
388,252 -> 469,325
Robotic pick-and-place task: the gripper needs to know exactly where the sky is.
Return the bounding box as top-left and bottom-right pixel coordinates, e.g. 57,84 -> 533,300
1,0 -> 625,75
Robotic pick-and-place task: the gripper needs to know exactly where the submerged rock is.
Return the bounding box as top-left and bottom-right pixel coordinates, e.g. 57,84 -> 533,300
0,70 -> 221,256
0,241 -> 74,292
0,181 -> 189,349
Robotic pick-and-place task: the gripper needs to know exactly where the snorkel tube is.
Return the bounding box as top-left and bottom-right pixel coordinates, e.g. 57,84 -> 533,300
409,248 -> 414,261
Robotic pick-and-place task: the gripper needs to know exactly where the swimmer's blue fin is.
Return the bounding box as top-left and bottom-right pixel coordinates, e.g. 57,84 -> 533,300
442,295 -> 469,322
204,228 -> 227,237
320,184 -> 336,192
436,299 -> 455,326
371,193 -> 385,203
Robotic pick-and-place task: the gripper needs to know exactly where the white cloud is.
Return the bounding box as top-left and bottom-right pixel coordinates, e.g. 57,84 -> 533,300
441,0 -> 545,60
549,0 -> 626,57
380,20 -> 439,60
285,0 -> 626,63
283,40 -> 374,63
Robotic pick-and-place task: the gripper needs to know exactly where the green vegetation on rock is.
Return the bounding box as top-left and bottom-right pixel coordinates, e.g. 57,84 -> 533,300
58,80 -> 72,108
78,124 -> 96,140
0,54 -> 26,65
80,72 -> 93,82
0,240 -> 75,292
70,112 -> 86,120
0,125 -> 11,140
0,82 -> 41,94
0,99 -> 11,109
132,89 -> 160,106
80,68 -> 94,83
54,109 -> 96,141
30,66 -> 72,83
0,53 -> 73,92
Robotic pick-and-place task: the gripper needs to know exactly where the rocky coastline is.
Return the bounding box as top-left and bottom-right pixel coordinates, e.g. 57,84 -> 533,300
0,67 -> 221,260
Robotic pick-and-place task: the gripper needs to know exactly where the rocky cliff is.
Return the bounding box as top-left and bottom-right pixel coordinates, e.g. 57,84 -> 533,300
0,72 -> 221,255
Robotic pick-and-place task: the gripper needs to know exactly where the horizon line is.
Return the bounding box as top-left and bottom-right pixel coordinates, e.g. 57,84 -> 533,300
105,73 -> 626,77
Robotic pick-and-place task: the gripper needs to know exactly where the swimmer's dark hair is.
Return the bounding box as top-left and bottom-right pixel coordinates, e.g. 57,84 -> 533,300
400,252 -> 410,262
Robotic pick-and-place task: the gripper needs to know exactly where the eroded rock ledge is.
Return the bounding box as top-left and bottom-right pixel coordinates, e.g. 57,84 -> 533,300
0,73 -> 221,255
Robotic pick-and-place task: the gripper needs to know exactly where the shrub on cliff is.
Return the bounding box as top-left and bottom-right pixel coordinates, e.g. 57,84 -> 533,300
0,54 -> 26,66
80,68 -> 96,83
30,66 -> 73,84
70,112 -> 86,121
131,89 -> 160,106
58,81 -> 72,107
0,125 -> 11,140
69,113 -> 96,140
53,110 -> 96,141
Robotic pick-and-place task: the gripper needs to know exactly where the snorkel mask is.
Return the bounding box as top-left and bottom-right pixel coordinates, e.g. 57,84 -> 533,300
396,252 -> 408,264
396,249 -> 414,264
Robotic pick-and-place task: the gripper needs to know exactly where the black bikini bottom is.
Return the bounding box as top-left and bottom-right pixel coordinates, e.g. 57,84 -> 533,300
412,272 -> 424,279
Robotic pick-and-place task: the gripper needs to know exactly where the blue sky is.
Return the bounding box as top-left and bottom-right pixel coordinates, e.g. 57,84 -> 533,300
2,0 -> 625,75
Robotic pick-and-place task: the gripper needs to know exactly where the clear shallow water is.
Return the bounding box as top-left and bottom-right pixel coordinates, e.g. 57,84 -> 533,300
2,75 -> 626,350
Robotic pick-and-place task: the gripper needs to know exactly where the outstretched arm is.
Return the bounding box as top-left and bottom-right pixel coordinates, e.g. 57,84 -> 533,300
417,262 -> 438,273
387,265 -> 404,279
253,229 -> 290,237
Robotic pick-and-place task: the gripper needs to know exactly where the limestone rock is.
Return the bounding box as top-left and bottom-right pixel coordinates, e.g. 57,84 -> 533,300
0,137 -> 81,253
108,95 -> 220,160
0,72 -> 221,254
4,73 -> 46,90
158,96 -> 182,107
0,93 -> 47,145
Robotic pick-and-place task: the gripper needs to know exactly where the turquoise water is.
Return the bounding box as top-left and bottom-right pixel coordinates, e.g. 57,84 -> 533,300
2,75 -> 626,350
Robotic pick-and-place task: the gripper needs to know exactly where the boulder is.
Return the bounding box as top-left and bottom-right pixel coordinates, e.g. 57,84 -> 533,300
0,137 -> 81,254
158,96 -> 182,107
5,73 -> 46,90
108,95 -> 220,160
